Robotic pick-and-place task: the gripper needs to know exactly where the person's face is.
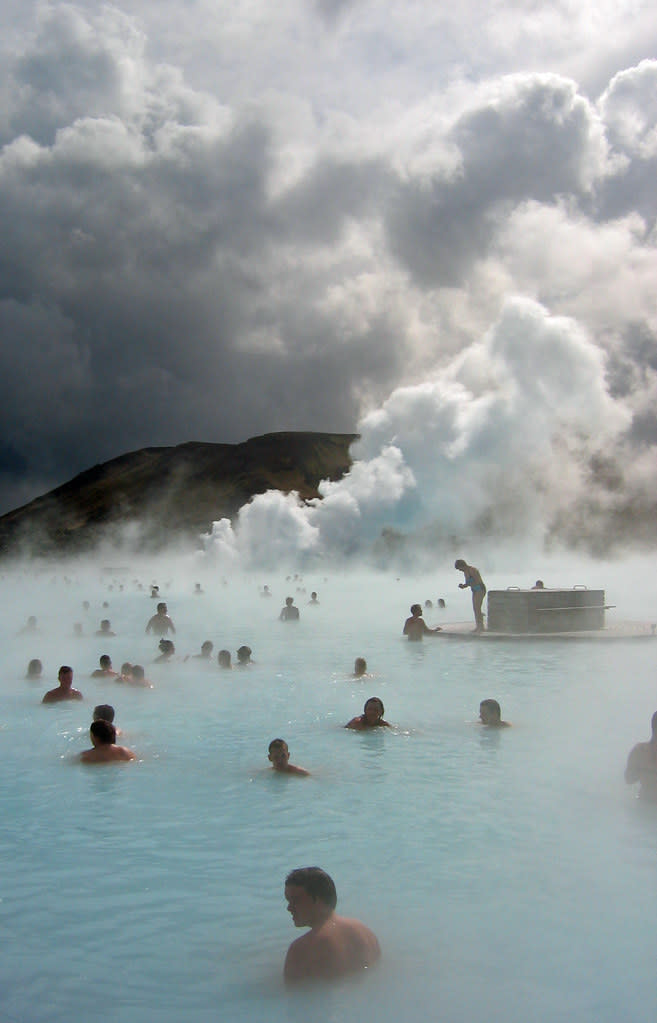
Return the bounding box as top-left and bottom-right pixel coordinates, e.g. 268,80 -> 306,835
285,884 -> 317,928
364,700 -> 383,724
479,703 -> 497,724
269,744 -> 289,769
59,668 -> 73,688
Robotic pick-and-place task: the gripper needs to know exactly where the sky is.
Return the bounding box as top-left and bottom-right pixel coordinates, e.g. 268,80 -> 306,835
1,2 -> 656,558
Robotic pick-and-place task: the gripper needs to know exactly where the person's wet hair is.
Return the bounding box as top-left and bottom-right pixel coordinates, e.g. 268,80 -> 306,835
237,645 -> 252,664
285,867 -> 337,909
364,696 -> 384,716
480,698 -> 501,719
132,664 -> 146,680
93,704 -> 115,723
90,719 -> 116,744
269,738 -> 287,753
26,658 -> 42,679
218,650 -> 232,668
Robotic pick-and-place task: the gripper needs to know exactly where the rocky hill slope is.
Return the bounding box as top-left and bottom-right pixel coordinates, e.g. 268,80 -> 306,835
0,432 -> 357,556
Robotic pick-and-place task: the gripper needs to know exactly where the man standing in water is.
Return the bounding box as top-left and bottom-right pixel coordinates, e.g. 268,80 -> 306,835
454,559 -> 486,632
283,867 -> 380,983
403,604 -> 442,640
42,666 -> 83,703
625,711 -> 657,801
146,602 -> 176,635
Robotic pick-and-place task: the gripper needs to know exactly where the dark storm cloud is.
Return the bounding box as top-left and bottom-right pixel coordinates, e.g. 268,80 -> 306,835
384,75 -> 606,288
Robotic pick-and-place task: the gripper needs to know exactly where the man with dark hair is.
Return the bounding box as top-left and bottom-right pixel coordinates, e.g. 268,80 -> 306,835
268,739 -> 309,777
79,720 -> 136,763
625,712 -> 657,801
403,604 -> 441,640
42,666 -> 83,704
146,602 -> 176,635
279,596 -> 300,622
479,699 -> 510,727
283,867 -> 380,983
91,655 -> 117,678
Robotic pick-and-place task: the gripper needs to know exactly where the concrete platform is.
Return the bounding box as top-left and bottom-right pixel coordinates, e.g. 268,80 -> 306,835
435,620 -> 657,641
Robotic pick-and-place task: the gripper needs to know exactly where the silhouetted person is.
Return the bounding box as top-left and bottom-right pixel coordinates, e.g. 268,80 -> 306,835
26,658 -> 43,680
146,602 -> 176,636
625,711 -> 657,801
280,596 -> 300,621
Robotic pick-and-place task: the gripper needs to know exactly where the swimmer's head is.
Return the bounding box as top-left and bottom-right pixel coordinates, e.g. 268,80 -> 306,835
26,658 -> 43,679
410,604 -> 422,616
236,645 -> 252,665
90,719 -> 116,745
158,639 -> 174,654
285,596 -> 294,606
121,662 -> 133,676
132,665 -> 145,680
363,696 -> 385,724
285,867 -> 337,909
268,738 -> 290,768
438,598 -> 446,608
354,657 -> 367,677
156,602 -> 167,614
218,650 -> 232,668
99,654 -> 112,669
480,699 -> 502,724
454,559 -> 466,570
93,704 -> 115,723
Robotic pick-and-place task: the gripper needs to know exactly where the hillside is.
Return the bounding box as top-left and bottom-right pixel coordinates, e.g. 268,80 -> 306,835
0,432 -> 357,556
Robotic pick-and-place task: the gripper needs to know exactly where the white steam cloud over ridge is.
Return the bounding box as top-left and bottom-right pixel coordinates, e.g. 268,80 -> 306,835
203,296 -> 636,566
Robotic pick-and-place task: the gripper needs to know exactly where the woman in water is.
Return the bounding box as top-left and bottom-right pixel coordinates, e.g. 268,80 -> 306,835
455,559 -> 486,632
345,697 -> 390,730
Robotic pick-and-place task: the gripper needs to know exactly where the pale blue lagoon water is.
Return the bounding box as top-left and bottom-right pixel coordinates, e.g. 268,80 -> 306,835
1,560 -> 657,1023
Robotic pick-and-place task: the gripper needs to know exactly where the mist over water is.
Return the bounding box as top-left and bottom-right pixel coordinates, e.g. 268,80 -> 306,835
1,550 -> 656,1023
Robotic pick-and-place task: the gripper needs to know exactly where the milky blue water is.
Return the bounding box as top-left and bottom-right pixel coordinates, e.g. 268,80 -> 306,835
1,557 -> 657,1023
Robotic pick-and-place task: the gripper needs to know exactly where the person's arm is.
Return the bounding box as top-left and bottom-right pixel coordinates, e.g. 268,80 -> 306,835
169,618 -> 176,634
624,745 -> 642,784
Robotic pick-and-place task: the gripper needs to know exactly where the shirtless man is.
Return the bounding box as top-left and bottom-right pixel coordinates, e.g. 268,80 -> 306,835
146,602 -> 176,636
91,654 -> 117,678
283,867 -> 380,984
625,712 -> 657,801
268,739 -> 309,777
403,604 -> 441,640
280,596 -> 300,622
42,666 -> 83,704
79,719 -> 136,764
455,559 -> 486,632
